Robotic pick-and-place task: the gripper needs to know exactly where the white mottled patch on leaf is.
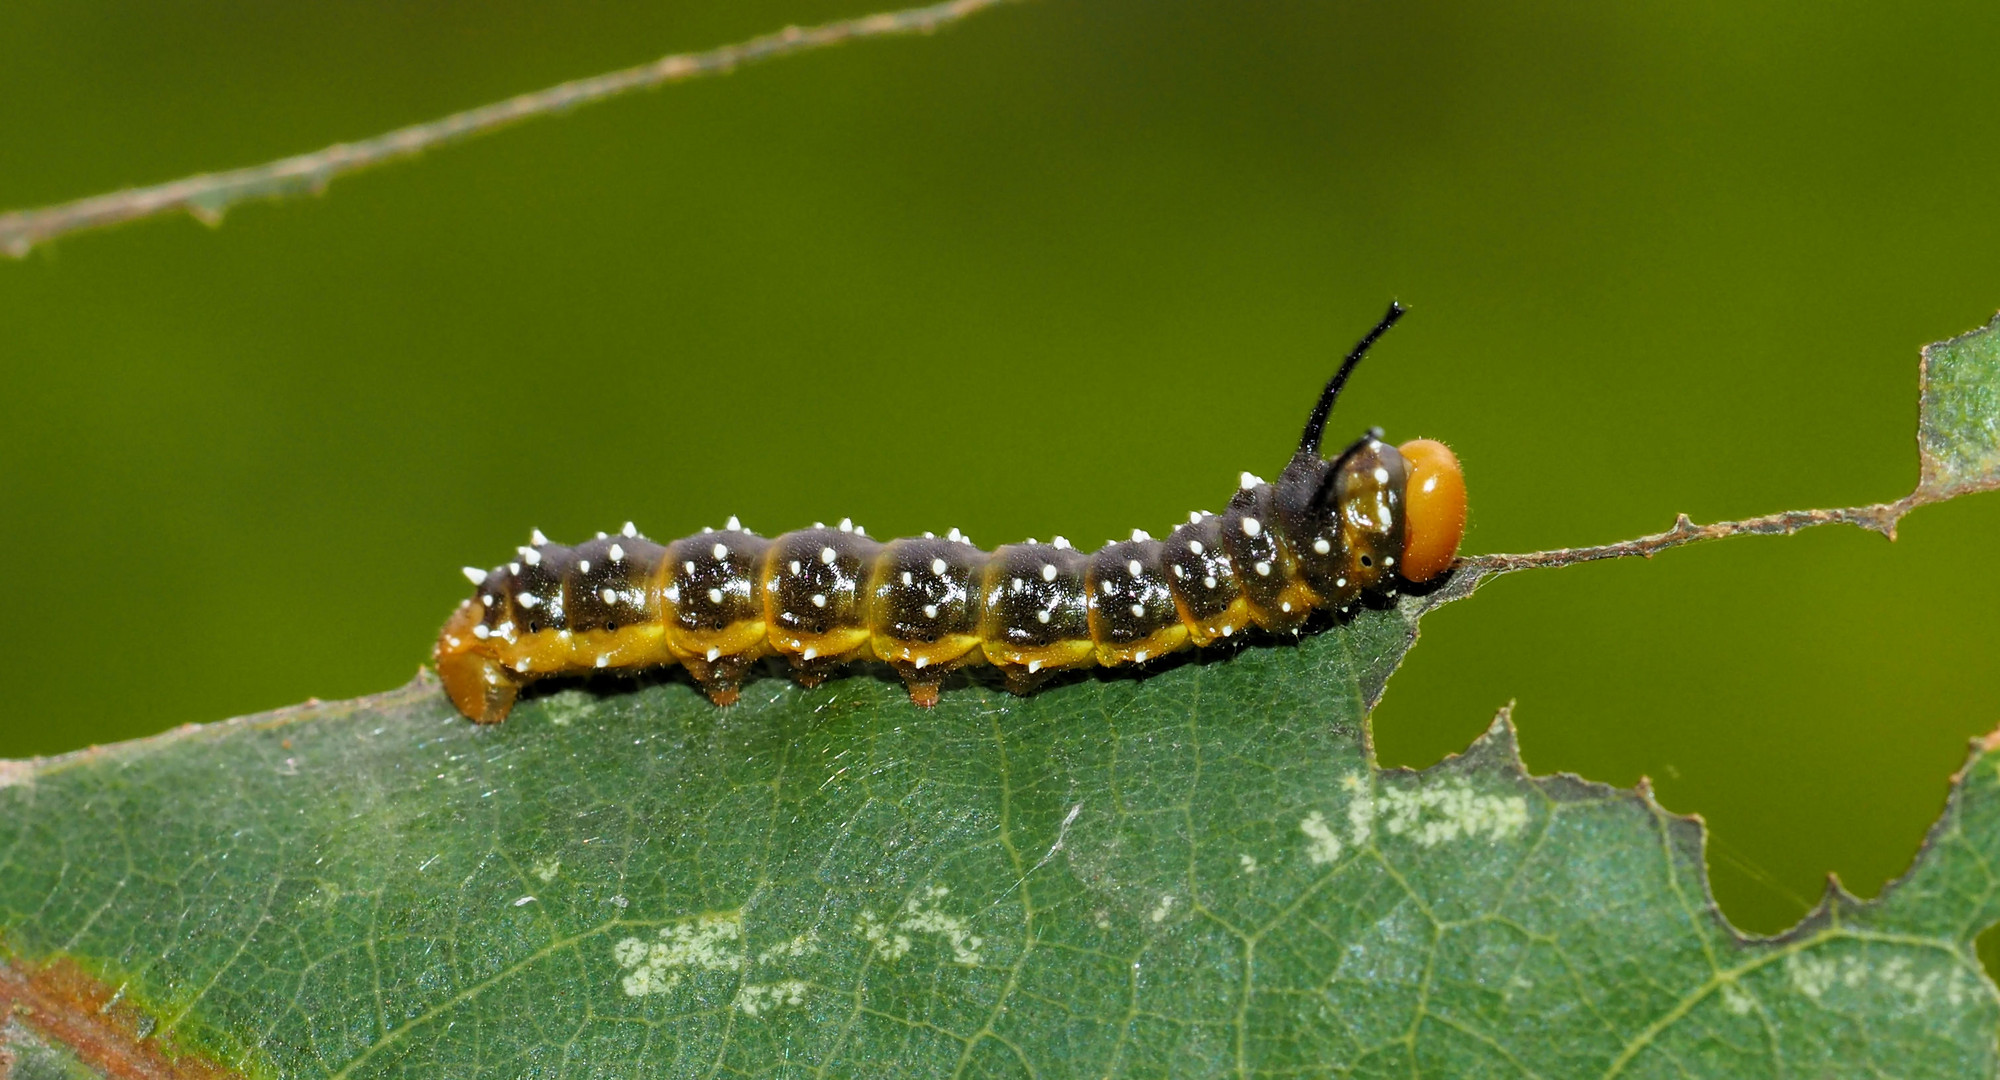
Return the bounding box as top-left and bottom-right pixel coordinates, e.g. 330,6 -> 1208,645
1149,894 -> 1176,922
897,885 -> 983,964
1721,981 -> 1754,1015
531,857 -> 560,883
1238,853 -> 1259,874
857,909 -> 911,961
734,980 -> 808,1017
612,911 -> 743,996
756,931 -> 818,965
1300,811 -> 1343,864
1781,950 -> 1965,1009
1343,772 -> 1374,847
1377,781 -> 1527,847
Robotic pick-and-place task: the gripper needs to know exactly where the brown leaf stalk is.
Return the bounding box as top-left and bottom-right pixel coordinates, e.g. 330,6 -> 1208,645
1458,474 -> 1999,577
0,0 -> 1027,258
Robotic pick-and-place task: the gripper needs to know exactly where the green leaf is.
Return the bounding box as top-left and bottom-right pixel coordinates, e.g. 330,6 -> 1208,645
1920,310 -> 2000,497
0,595 -> 1996,1078
5,314 -> 2000,1077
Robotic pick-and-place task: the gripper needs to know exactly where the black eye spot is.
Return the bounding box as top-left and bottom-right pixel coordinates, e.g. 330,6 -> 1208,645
1360,555 -> 1374,568
529,621 -> 543,633
605,621 -> 618,632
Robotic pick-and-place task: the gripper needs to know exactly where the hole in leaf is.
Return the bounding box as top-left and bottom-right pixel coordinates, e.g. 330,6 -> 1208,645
1975,920 -> 2000,984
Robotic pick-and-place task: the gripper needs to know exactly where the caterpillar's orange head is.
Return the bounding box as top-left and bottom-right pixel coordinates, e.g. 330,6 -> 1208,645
1296,303 -> 1465,585
1395,438 -> 1466,582
434,599 -> 521,723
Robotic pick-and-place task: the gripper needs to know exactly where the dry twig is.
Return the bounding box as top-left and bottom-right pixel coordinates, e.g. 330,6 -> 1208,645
1457,473 -> 1998,580
0,0 -> 1026,258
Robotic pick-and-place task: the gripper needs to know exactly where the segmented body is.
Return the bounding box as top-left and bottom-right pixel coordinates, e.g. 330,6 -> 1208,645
434,436 -> 1466,723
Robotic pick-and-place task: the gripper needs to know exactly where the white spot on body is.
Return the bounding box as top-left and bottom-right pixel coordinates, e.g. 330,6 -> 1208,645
531,528 -> 550,546
595,655 -> 611,668
1127,559 -> 1143,576
811,594 -> 827,608
725,515 -> 741,531
1313,537 -> 1332,555
522,547 -> 542,566
516,592 -> 541,609
462,566 -> 489,585
601,588 -> 617,603
1131,528 -> 1151,541
1239,471 -> 1263,490
1205,575 -> 1219,588
923,604 -> 939,618
473,625 -> 491,639
708,588 -> 724,604
609,543 -> 625,562
621,521 -> 638,537
914,656 -> 929,669
901,571 -> 913,586
705,647 -> 721,662
664,585 -> 681,602
712,542 -> 728,560
1254,561 -> 1271,576
931,558 -> 948,575
1374,467 -> 1390,483
1052,536 -> 1072,549
578,559 -> 591,573
1041,564 -> 1058,582
1189,540 -> 1205,555
1130,603 -> 1146,617
1036,610 -> 1051,624
1242,517 -> 1262,537
1028,659 -> 1043,673
822,547 -> 838,565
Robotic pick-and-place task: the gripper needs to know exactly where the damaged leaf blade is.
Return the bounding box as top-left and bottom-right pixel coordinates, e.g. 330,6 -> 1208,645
0,603 -> 1996,1078
1920,310 -> 2000,496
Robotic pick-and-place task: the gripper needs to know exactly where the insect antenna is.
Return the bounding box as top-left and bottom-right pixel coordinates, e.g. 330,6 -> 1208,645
1297,300 -> 1406,458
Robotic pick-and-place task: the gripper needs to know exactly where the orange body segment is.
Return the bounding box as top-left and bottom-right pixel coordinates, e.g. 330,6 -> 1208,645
1396,438 -> 1467,582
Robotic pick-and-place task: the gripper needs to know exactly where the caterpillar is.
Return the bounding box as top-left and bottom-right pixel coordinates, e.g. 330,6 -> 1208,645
434,303 -> 1466,723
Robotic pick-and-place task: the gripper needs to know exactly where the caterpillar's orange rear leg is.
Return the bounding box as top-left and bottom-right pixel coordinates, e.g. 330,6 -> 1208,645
435,602 -> 522,723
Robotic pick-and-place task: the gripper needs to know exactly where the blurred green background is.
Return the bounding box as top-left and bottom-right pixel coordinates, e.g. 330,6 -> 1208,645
2,0 -> 1997,946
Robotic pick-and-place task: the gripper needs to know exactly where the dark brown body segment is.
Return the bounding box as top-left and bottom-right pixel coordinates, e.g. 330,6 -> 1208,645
435,437 -> 1445,721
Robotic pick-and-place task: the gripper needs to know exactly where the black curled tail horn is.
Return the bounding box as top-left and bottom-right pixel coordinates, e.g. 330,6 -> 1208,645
1298,301 -> 1406,458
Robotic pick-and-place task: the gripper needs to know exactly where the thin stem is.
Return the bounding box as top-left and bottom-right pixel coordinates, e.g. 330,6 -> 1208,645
1457,476 -> 1999,578
0,0 -> 1027,258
